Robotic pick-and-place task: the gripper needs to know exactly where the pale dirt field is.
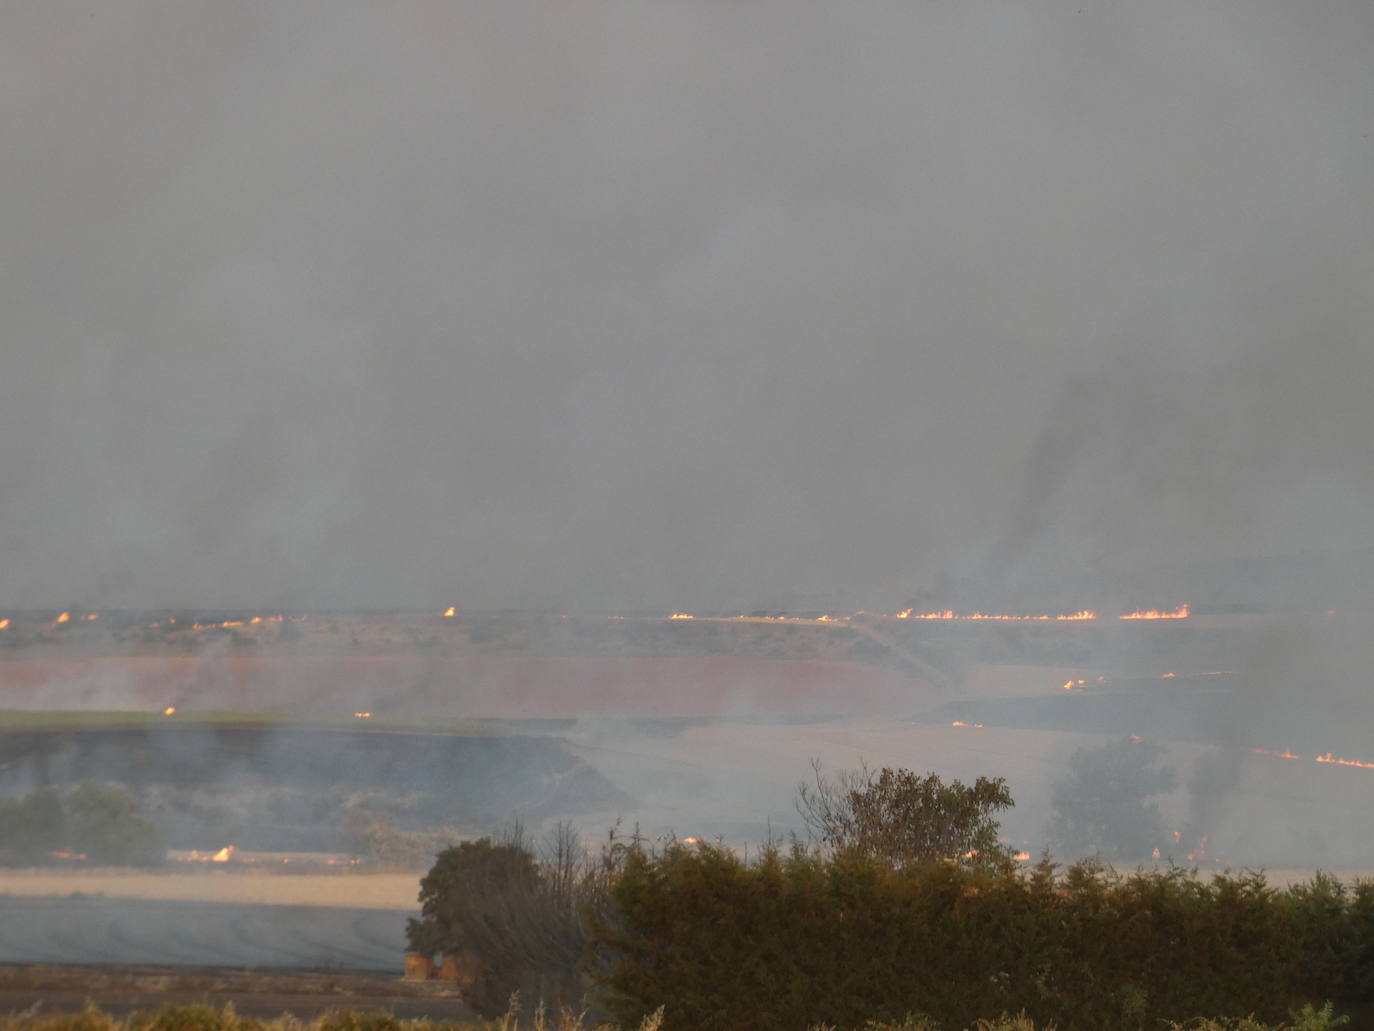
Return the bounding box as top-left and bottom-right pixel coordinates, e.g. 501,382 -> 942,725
0,869 -> 421,908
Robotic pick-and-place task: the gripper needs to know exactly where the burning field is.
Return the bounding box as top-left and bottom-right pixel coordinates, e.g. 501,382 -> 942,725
2,602 -> 1374,984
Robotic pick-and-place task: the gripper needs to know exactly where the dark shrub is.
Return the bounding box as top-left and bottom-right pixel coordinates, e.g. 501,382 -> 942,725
587,845 -> 1359,1031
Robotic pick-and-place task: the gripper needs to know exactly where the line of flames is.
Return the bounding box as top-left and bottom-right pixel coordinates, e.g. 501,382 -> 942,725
902,609 -> 1101,621
1120,604 -> 1189,620
8,601 -> 1351,630
1252,747 -> 1374,770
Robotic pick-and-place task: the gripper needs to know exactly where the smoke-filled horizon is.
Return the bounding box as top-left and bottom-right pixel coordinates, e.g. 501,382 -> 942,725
3,2 -> 1372,611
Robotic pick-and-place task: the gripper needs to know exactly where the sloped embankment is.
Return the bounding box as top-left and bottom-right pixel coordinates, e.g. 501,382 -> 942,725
0,720 -> 629,851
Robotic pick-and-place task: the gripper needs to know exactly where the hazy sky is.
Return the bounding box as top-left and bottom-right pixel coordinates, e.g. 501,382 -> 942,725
3,1 -> 1372,610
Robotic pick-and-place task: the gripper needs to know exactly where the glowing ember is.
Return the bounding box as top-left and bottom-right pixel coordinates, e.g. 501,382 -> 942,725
163,706 -> 176,716
50,851 -> 87,860
1120,604 -> 1189,620
442,606 -> 456,618
211,846 -> 235,862
951,721 -> 985,728
669,613 -> 694,620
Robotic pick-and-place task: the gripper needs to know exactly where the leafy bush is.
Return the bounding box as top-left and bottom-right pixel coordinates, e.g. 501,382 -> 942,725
796,761 -> 1014,869
586,844 -> 1371,1031
314,1012 -> 404,1031
128,1004 -> 242,1031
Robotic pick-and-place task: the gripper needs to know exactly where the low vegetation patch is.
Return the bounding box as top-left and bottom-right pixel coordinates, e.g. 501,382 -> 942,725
0,1001 -> 1353,1031
0,783 -> 162,866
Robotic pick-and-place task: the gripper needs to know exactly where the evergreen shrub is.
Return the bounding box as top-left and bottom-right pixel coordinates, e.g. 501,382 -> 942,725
587,844 -> 1374,1031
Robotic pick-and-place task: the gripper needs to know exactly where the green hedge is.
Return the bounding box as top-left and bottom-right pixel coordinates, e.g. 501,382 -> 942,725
586,845 -> 1374,1031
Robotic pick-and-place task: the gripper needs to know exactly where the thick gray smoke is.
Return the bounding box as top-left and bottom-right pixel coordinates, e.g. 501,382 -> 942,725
1,2 -> 1371,613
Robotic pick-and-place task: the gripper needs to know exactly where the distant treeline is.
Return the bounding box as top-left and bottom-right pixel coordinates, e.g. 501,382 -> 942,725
0,783 -> 163,866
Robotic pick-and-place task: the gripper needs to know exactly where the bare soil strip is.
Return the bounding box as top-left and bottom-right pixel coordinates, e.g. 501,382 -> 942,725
0,871 -> 421,909
0,965 -> 476,1020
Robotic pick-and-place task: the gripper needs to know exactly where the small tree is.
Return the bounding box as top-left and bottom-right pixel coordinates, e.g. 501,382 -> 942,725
63,782 -> 164,865
1047,736 -> 1177,862
796,760 -> 1014,868
407,824 -> 607,1016
0,787 -> 64,865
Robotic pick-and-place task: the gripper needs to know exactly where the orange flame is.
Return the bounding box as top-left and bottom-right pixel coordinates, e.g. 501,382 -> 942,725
669,613 -> 694,620
951,721 -> 985,728
1013,851 -> 1031,862
54,612 -> 71,625
1062,679 -> 1086,690
353,712 -> 373,719
1120,604 -> 1189,620
163,706 -> 176,716
442,606 -> 456,618
1251,747 -> 1374,769
895,608 -> 914,619
1315,752 -> 1374,770
914,610 -> 1095,621
1161,672 -> 1176,679
211,845 -> 235,862
0,619 -> 8,630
